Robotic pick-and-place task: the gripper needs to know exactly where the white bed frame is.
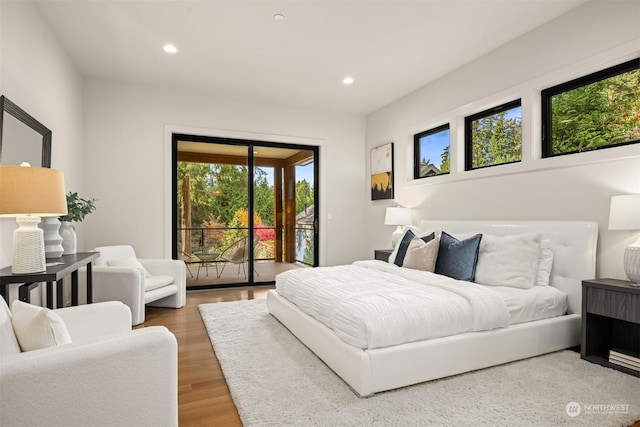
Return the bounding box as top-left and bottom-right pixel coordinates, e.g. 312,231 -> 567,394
267,220 -> 598,397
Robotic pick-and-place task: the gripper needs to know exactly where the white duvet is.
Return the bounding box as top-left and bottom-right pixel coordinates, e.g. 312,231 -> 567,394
276,260 -> 510,350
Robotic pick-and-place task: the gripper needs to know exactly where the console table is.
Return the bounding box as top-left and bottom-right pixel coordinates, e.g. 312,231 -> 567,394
0,252 -> 99,309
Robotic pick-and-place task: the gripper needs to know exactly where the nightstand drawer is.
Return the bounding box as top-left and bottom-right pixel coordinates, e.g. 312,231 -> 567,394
374,249 -> 393,262
585,286 -> 640,323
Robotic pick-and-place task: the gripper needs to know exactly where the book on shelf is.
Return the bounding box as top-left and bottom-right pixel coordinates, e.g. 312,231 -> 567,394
609,357 -> 640,372
609,348 -> 640,371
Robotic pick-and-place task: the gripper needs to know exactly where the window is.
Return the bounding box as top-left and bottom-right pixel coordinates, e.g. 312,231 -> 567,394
465,100 -> 522,170
414,124 -> 450,179
542,58 -> 640,157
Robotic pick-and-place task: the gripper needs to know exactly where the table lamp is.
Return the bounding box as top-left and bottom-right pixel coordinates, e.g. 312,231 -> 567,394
385,206 -> 411,248
608,194 -> 640,286
0,164 -> 67,274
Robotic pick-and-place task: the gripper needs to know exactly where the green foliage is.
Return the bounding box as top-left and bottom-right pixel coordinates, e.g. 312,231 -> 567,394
177,162 -> 217,228
551,70 -> 640,153
470,110 -> 522,168
59,192 -> 96,223
440,146 -> 450,173
178,161 -> 314,258
253,168 -> 274,226
295,179 -> 314,215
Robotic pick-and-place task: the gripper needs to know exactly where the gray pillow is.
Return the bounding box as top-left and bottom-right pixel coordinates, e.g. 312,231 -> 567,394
435,231 -> 482,281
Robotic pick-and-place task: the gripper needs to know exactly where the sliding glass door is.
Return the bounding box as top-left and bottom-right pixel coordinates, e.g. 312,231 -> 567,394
172,134 -> 318,289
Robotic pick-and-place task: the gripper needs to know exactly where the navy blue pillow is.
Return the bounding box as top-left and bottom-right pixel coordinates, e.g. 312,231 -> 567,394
393,231 -> 435,266
434,232 -> 482,281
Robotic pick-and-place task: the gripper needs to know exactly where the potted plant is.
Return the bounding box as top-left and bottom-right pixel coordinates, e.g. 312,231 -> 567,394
59,192 -> 97,255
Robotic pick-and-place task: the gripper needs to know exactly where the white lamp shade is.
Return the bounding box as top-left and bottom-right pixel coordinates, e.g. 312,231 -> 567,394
608,194 -> 640,230
384,207 -> 411,226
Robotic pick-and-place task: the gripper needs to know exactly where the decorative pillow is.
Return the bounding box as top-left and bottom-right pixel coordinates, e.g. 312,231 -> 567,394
107,258 -> 151,278
535,238 -> 554,286
391,230 -> 416,266
11,300 -> 72,352
473,233 -> 542,289
434,232 -> 482,281
402,237 -> 440,272
389,230 -> 435,266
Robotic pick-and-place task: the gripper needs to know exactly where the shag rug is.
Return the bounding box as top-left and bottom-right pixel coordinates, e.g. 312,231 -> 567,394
199,299 -> 640,427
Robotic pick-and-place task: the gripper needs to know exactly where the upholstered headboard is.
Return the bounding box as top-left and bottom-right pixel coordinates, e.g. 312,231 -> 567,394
417,220 -> 598,315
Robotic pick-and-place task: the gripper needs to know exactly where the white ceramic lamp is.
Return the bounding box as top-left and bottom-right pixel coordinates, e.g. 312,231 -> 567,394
608,194 -> 640,286
385,207 -> 411,248
0,164 -> 67,273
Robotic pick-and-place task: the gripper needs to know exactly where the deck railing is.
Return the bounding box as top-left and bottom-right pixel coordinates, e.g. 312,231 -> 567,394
178,225 -> 315,264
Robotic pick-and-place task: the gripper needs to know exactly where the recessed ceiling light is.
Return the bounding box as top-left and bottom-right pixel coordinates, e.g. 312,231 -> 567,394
274,13 -> 285,21
343,76 -> 354,85
163,44 -> 178,54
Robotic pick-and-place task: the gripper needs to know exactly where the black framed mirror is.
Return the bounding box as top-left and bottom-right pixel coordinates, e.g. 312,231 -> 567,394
0,95 -> 51,167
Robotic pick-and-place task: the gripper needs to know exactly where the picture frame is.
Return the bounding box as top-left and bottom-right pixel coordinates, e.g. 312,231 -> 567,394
370,142 -> 394,200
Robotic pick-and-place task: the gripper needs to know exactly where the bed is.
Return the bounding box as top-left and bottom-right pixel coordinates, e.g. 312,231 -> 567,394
267,220 -> 598,397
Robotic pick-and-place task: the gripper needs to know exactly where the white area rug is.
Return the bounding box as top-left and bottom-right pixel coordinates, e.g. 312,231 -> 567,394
199,299 -> 640,427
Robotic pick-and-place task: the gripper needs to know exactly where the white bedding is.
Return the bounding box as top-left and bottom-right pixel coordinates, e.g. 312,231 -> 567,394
276,260 -> 511,349
485,284 -> 567,325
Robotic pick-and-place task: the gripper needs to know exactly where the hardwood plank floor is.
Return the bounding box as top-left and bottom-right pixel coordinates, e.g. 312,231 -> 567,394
141,286 -> 273,426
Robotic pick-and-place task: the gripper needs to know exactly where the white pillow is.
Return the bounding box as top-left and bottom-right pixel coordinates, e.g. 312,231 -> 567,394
402,237 -> 440,272
107,258 -> 151,278
535,238 -> 554,286
474,233 -> 542,289
11,300 -> 72,352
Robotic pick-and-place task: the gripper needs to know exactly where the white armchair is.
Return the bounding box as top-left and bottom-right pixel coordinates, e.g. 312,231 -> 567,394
0,298 -> 178,427
83,245 -> 186,325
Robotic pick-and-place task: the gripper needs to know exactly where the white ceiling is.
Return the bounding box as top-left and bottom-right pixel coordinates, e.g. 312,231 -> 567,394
35,0 -> 586,115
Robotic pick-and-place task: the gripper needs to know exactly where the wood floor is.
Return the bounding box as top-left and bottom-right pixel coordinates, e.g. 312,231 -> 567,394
141,286 -> 273,426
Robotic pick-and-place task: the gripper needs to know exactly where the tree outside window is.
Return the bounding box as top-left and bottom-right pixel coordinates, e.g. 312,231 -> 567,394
542,59 -> 639,157
465,100 -> 522,170
414,124 -> 450,179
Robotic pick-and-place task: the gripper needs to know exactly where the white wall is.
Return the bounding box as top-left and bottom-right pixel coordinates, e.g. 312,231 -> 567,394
82,80 -> 367,266
0,1 -> 85,269
365,1 -> 640,280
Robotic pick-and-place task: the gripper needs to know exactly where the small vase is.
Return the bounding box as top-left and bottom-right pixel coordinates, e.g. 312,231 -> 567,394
59,221 -> 77,255
40,217 -> 64,258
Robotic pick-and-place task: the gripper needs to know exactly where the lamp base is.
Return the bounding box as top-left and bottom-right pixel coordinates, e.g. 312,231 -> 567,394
391,226 -> 404,248
12,215 -> 46,274
624,246 -> 640,286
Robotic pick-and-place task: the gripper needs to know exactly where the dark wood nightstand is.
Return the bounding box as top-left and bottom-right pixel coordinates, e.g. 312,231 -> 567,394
374,249 -> 393,262
581,278 -> 640,376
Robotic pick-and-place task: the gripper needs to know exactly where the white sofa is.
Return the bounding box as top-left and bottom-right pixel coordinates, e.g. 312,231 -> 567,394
82,245 -> 186,325
0,298 -> 178,427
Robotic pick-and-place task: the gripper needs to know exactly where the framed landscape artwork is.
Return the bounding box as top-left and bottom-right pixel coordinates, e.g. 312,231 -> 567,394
370,142 -> 394,200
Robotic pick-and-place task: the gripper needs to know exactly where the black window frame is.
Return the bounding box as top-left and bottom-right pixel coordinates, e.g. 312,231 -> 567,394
413,123 -> 450,179
464,99 -> 522,171
541,58 -> 640,158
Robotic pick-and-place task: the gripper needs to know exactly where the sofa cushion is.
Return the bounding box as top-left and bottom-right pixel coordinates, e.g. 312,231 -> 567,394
94,245 -> 138,267
107,258 -> 151,278
145,275 -> 175,292
11,300 -> 72,352
0,299 -> 21,357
